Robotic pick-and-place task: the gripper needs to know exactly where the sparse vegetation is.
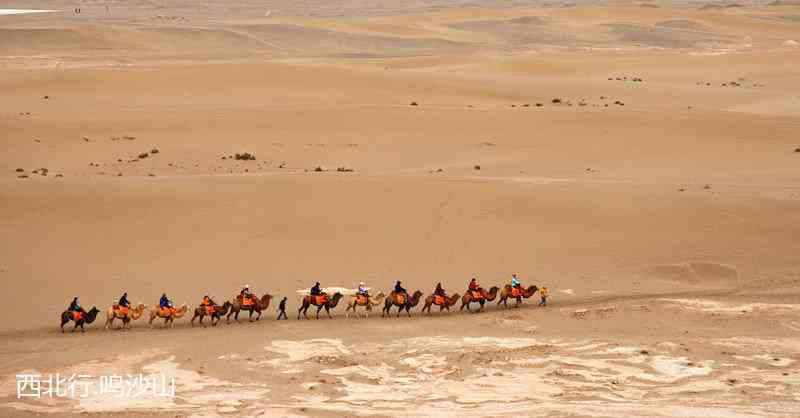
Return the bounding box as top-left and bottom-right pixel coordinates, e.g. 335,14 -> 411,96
235,152 -> 256,161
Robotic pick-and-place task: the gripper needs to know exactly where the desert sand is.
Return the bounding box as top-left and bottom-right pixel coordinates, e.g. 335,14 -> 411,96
1,0 -> 800,417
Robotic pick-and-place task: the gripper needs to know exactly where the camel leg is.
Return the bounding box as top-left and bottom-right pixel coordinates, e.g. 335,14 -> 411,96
80,322 -> 85,333
478,300 -> 485,312
71,322 -> 78,333
256,309 -> 262,321
326,305 -> 332,319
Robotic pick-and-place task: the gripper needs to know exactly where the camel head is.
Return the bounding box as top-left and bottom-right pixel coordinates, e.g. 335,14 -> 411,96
410,290 -> 423,306
328,292 -> 344,307
174,303 -> 189,317
84,307 -> 100,323
220,301 -> 232,313
447,293 -> 461,306
486,286 -> 500,300
525,285 -> 539,297
370,292 -> 386,306
131,303 -> 146,319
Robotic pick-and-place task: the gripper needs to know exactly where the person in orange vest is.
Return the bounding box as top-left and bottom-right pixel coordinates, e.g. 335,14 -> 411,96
539,286 -> 550,306
200,293 -> 216,311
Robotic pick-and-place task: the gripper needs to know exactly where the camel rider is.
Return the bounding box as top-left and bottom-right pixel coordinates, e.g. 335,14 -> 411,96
434,282 -> 446,297
310,282 -> 322,296
357,281 -> 369,297
68,297 -> 84,313
394,281 -> 407,295
201,293 -> 215,307
468,277 -> 481,292
159,293 -> 173,310
511,274 -> 521,289
240,285 -> 253,299
118,292 -> 131,308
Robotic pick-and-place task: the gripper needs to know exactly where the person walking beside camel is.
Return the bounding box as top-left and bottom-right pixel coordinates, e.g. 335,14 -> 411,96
277,297 -> 288,320
539,286 -> 549,306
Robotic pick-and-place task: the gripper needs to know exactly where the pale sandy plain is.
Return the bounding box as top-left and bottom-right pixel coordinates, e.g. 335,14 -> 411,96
1,0 -> 800,417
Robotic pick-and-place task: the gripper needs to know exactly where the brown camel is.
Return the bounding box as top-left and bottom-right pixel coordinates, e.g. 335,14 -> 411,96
148,303 -> 189,328
345,292 -> 385,319
460,286 -> 500,313
421,293 -> 461,314
191,301 -> 232,327
298,292 -> 343,319
497,285 -> 539,308
228,294 -> 273,323
60,307 -> 100,333
104,303 -> 146,330
382,290 -> 423,317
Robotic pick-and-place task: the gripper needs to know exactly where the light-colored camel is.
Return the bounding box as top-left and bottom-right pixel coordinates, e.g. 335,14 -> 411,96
421,293 -> 461,314
460,286 -> 500,312
104,303 -> 146,330
497,285 -> 538,308
148,303 -> 189,328
345,292 -> 385,318
60,307 -> 100,333
227,294 -> 272,323
382,290 -> 423,317
191,301 -> 232,327
298,292 -> 344,319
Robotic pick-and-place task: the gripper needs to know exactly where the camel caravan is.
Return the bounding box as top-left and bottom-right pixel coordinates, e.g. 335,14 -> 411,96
59,276 -> 550,332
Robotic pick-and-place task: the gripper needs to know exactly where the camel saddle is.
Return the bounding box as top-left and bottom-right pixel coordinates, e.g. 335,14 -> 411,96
314,294 -> 328,305
434,295 -> 446,305
159,306 -> 177,316
242,296 -> 256,306
356,295 -> 368,305
114,305 -> 130,315
471,290 -> 484,300
395,293 -> 406,305
72,311 -> 83,321
511,287 -> 522,297
204,305 -> 215,315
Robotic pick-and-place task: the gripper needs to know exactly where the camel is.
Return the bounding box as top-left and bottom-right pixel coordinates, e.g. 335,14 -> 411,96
191,301 -> 232,327
148,303 -> 189,328
421,293 -> 461,314
460,286 -> 500,313
382,290 -> 423,317
497,284 -> 538,308
227,294 -> 272,323
60,307 -> 100,333
345,292 -> 385,318
104,303 -> 146,330
297,292 -> 343,319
